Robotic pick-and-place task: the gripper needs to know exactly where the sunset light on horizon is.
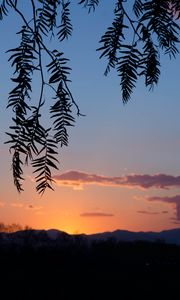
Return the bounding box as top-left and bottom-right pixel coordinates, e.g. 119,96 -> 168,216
1,1 -> 180,235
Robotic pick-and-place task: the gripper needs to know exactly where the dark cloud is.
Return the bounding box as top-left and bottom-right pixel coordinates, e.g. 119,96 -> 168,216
147,195 -> 180,220
53,170 -> 180,190
137,210 -> 159,215
80,212 -> 114,217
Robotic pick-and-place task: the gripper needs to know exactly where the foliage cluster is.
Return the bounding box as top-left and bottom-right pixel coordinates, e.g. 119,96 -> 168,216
1,0 -> 180,193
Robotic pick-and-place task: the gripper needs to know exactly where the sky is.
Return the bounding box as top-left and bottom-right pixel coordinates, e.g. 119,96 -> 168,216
0,1 -> 180,234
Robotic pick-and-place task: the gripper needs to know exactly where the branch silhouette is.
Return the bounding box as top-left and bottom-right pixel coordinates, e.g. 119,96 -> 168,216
1,0 -> 180,193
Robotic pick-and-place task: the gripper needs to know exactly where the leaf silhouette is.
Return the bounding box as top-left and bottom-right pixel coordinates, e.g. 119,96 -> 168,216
58,1 -> 72,41
51,81 -> 75,147
118,45 -> 140,103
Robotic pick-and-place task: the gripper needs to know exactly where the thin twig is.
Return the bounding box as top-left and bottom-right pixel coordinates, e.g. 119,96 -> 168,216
120,3 -> 142,40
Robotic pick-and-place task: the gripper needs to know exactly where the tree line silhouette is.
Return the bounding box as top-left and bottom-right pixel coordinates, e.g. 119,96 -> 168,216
0,222 -> 31,232
0,229 -> 180,299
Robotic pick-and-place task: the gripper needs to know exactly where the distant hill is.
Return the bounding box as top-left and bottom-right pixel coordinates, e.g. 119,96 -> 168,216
0,227 -> 180,246
88,228 -> 180,245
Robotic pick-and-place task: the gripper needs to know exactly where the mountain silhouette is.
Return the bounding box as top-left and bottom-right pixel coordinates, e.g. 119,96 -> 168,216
0,227 -> 180,299
0,227 -> 180,245
88,228 -> 180,245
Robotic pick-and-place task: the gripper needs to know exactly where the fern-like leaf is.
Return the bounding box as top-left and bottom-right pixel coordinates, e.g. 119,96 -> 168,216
117,45 -> 140,103
138,23 -> 161,88
12,150 -> 24,193
97,10 -> 127,75
50,81 -> 75,147
133,0 -> 143,18
140,0 -> 180,57
58,1 -> 72,41
32,129 -> 59,195
7,25 -> 36,117
47,50 -> 71,83
5,115 -> 30,192
36,0 -> 59,35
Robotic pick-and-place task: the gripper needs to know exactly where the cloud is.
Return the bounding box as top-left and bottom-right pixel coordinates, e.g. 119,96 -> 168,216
53,170 -> 180,190
80,212 -> 114,217
137,210 -> 159,215
147,195 -> 180,220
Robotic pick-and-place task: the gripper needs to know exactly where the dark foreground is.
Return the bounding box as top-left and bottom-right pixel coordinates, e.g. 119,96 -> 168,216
0,232 -> 180,299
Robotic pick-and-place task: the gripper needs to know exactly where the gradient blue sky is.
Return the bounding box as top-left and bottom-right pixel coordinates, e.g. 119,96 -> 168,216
0,1 -> 180,234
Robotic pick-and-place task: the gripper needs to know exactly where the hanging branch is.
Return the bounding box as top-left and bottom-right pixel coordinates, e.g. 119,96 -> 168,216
6,0 -> 78,193
2,0 -> 180,193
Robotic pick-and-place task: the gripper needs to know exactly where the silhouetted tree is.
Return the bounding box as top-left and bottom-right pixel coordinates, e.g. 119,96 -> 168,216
1,0 -> 180,193
0,221 -> 31,232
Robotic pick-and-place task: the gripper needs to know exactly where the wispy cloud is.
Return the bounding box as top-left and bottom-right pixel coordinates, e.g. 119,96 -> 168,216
137,209 -> 169,215
53,170 -> 180,190
137,210 -> 159,215
147,195 -> 180,220
0,201 -> 5,208
80,212 -> 114,217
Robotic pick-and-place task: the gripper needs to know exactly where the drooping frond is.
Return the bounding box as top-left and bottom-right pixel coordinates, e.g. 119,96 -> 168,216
140,0 -> 180,57
134,23 -> 160,89
97,0 -> 180,102
7,25 -> 36,117
32,129 -> 59,195
47,50 -> 71,83
97,9 -> 127,76
36,0 -> 60,36
50,81 -> 75,147
143,38 -> 160,89
12,150 -> 24,193
5,115 -> 30,192
117,45 -> 140,103
58,1 -> 72,41
5,2 -> 76,194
